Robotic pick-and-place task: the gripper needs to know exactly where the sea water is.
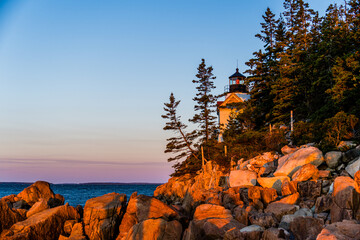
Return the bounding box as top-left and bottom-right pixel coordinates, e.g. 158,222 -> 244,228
0,182 -> 161,207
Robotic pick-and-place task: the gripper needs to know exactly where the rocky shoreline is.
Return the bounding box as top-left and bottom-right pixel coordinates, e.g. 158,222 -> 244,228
1,141 -> 360,239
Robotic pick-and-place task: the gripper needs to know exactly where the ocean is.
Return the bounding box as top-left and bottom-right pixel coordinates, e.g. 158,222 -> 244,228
0,182 -> 161,207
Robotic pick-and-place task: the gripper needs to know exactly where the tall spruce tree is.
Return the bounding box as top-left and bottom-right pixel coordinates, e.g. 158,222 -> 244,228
189,59 -> 218,146
246,8 -> 279,126
272,0 -> 316,123
162,93 -> 199,165
306,4 -> 344,121
328,0 -> 360,116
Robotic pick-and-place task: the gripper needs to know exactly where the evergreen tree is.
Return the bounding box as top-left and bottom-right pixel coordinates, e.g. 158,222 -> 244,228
325,1 -> 360,117
306,4 -> 345,120
272,0 -> 316,123
189,59 -> 218,145
162,93 -> 199,164
245,8 -> 279,126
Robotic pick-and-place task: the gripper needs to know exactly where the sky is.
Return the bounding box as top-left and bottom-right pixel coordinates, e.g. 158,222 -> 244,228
0,0 -> 343,183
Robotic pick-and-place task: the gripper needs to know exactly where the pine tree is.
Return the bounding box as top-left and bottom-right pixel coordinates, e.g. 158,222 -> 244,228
245,8 -> 279,126
162,93 -> 199,164
189,59 -> 218,145
306,4 -> 345,121
325,1 -> 360,116
272,0 -> 316,123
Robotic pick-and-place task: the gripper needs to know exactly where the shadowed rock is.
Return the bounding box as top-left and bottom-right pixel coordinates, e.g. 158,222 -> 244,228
1,203 -> 80,240
124,218 -> 182,240
0,199 -> 26,233
317,220 -> 360,240
325,151 -> 343,168
265,202 -> 298,222
289,216 -> 323,240
59,222 -> 87,240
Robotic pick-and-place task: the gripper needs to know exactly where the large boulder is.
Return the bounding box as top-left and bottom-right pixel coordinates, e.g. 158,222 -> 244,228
193,204 -> 232,220
59,223 -> 87,240
279,208 -> 314,231
264,202 -> 298,221
247,152 -> 279,169
257,176 -> 290,194
343,147 -> 360,163
83,192 -> 127,240
124,218 -> 182,240
345,157 -> 360,177
317,220 -> 360,240
291,163 -> 319,181
233,206 -> 249,226
0,199 -> 26,233
239,225 -> 264,239
26,198 -> 50,218
315,195 -> 332,214
274,147 -> 324,177
1,203 -> 80,240
229,170 -> 257,187
262,227 -> 289,240
331,176 -> 360,223
183,204 -> 244,240
297,180 -> 322,200
17,181 -> 58,206
325,151 -> 343,168
117,193 -> 179,240
154,174 -> 194,202
281,179 -> 298,196
278,193 -> 300,205
289,216 -> 323,240
249,212 -> 278,228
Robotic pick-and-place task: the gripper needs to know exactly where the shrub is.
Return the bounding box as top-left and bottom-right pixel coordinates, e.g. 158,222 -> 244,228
321,111 -> 358,150
291,121 -> 319,146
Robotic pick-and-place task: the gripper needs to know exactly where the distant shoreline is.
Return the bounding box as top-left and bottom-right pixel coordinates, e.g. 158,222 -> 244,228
0,182 -> 164,185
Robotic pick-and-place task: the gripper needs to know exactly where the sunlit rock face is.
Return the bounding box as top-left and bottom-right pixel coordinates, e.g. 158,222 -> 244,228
17,181 -> 57,206
229,170 -> 257,187
331,176 -> 360,223
183,204 -> 244,240
83,192 -> 127,240
124,218 -> 182,240
1,204 -> 80,240
257,176 -> 290,194
274,147 -> 324,177
117,193 -> 180,240
4,142 -> 360,240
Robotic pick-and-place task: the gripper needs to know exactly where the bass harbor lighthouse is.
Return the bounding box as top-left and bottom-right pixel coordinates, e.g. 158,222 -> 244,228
217,67 -> 250,142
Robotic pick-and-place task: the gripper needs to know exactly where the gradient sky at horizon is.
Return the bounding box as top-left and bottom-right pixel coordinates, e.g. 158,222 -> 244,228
0,0 -> 342,183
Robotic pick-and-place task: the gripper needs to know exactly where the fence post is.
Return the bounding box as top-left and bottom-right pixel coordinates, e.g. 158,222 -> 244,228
290,110 -> 294,132
201,146 -> 205,167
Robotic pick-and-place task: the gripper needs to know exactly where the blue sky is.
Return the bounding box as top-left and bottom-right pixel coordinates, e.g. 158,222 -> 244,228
0,0 -> 342,183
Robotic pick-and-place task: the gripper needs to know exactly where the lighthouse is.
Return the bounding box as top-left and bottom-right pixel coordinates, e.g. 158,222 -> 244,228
217,68 -> 250,142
